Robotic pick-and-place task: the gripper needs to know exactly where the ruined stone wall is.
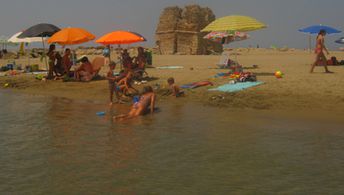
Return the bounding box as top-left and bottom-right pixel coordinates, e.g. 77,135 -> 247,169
155,5 -> 222,55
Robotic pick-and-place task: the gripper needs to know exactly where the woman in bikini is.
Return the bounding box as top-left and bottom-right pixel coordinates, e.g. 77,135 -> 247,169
114,86 -> 156,120
310,29 -> 333,73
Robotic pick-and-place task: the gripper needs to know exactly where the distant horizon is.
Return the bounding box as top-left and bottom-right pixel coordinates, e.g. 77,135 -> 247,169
1,0 -> 344,50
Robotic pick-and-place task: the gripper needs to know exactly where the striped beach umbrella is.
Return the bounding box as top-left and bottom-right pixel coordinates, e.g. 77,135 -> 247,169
201,15 -> 267,32
204,31 -> 250,44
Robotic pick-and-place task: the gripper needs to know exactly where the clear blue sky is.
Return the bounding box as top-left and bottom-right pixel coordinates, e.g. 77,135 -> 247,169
1,0 -> 344,49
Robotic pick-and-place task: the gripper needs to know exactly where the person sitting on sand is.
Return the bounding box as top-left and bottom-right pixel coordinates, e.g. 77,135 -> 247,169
114,85 -> 156,120
167,77 -> 184,97
53,52 -> 65,77
117,71 -> 139,96
121,49 -> 133,70
107,62 -> 123,105
62,48 -> 73,75
134,47 -> 146,70
310,29 -> 333,73
75,56 -> 94,81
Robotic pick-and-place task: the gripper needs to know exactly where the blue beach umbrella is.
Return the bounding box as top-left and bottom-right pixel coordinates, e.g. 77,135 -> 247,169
298,25 -> 341,52
299,25 -> 341,34
335,37 -> 344,44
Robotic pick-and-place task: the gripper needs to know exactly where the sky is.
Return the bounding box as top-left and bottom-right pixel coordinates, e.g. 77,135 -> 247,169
1,0 -> 344,49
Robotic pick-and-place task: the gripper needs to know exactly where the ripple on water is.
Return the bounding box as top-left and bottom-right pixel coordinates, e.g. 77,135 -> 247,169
0,91 -> 344,194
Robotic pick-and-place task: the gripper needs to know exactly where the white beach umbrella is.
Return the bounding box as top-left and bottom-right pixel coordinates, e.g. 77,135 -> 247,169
8,32 -> 47,43
8,32 -> 48,67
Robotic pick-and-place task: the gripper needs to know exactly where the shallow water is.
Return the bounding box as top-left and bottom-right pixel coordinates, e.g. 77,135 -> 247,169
0,91 -> 344,194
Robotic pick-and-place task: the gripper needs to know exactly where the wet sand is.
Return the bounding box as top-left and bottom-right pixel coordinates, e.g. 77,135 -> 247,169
1,49 -> 344,113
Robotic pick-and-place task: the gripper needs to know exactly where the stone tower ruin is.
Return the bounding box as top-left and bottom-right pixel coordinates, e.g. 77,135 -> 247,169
155,5 -> 223,55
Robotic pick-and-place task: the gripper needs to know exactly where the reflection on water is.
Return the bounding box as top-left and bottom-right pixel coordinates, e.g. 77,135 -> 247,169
0,91 -> 344,194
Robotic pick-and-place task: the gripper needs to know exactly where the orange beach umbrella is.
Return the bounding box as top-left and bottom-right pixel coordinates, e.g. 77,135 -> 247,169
48,27 -> 95,45
96,30 -> 146,45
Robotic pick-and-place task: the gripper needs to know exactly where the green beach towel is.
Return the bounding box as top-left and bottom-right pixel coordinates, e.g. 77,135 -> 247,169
209,81 -> 263,93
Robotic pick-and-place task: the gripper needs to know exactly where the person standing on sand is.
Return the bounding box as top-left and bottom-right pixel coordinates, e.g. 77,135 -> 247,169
310,29 -> 333,73
107,62 -> 123,105
47,44 -> 57,79
62,48 -> 72,75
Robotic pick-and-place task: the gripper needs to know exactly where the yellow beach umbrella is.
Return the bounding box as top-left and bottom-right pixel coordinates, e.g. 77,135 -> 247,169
201,15 -> 267,32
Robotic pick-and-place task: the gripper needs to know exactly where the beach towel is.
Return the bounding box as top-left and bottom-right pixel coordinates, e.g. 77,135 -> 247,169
156,66 -> 184,69
181,81 -> 213,89
209,81 -> 263,93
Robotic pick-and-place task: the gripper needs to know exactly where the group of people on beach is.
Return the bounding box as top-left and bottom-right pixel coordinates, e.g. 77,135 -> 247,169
43,29 -> 332,120
106,48 -> 184,120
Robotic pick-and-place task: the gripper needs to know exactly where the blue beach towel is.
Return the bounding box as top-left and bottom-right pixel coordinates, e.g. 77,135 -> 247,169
209,81 -> 264,93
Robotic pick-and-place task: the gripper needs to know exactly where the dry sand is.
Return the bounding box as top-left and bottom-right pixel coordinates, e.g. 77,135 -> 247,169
1,49 -> 344,113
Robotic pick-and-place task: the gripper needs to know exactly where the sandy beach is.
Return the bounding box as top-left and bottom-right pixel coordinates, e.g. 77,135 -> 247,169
1,48 -> 344,113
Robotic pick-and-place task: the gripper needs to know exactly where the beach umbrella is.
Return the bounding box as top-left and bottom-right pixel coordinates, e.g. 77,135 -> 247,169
18,23 -> 60,70
48,27 -> 95,65
47,27 -> 95,45
96,30 -> 146,45
201,15 -> 267,32
96,30 -> 146,67
18,23 -> 60,38
299,25 -> 341,35
335,37 -> 344,44
204,31 -> 250,44
298,24 -> 341,52
8,32 -> 47,66
0,35 -> 18,50
8,32 -> 47,43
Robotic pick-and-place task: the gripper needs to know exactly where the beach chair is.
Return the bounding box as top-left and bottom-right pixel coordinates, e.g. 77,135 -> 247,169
91,56 -> 105,76
216,52 -> 230,69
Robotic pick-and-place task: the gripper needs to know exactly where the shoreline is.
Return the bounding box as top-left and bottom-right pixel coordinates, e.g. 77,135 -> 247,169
1,51 -> 344,114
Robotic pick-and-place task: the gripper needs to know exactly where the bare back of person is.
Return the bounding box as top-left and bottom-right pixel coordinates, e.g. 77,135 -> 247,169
114,92 -> 155,120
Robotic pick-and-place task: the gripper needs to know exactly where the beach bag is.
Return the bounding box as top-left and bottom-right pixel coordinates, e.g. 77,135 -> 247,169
327,59 -> 333,65
331,56 -> 338,65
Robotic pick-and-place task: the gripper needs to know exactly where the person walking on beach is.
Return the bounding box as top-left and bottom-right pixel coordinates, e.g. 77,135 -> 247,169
310,29 -> 333,73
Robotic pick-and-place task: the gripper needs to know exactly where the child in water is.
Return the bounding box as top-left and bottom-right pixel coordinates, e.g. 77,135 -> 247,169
117,71 -> 138,96
167,77 -> 184,97
106,62 -> 123,105
114,85 -> 156,120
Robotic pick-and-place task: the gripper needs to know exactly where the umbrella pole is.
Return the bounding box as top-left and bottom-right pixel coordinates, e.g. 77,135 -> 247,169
118,44 -> 123,70
42,37 -> 48,71
108,45 -> 112,65
71,45 -> 76,66
309,35 -> 312,53
27,43 -> 30,66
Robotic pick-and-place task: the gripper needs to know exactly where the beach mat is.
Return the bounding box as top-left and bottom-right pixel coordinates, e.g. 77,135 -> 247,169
156,66 -> 183,69
209,81 -> 263,93
181,81 -> 213,89
26,71 -> 48,75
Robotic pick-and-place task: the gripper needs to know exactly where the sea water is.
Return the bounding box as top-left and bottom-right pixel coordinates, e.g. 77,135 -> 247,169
0,91 -> 343,194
